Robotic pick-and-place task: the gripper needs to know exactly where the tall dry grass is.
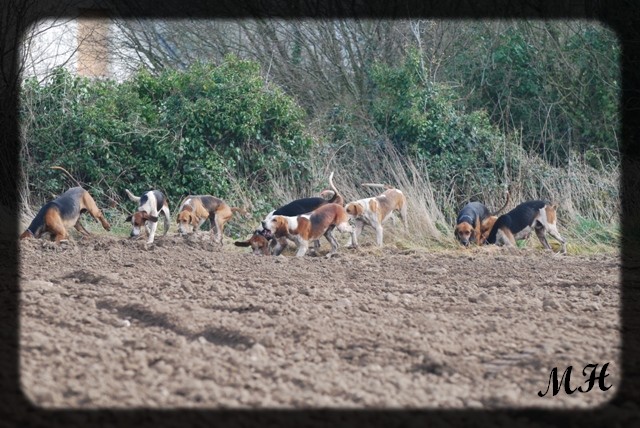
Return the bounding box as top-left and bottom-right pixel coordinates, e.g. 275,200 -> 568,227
17,138 -> 620,251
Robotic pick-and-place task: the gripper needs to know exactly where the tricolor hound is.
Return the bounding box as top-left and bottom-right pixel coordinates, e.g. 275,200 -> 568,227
266,203 -> 353,257
124,189 -> 170,244
259,171 -> 344,255
485,200 -> 567,254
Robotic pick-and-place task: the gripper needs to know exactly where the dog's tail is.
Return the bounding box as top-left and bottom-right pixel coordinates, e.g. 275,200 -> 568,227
50,166 -> 81,187
124,189 -> 141,203
326,171 -> 345,206
490,190 -> 510,216
361,183 -> 394,190
230,207 -> 251,218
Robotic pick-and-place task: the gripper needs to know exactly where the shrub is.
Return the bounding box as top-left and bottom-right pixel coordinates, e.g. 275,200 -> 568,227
20,57 -> 313,207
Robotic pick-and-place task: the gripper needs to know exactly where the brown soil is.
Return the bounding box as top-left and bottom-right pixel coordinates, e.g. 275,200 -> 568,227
18,231 -> 620,409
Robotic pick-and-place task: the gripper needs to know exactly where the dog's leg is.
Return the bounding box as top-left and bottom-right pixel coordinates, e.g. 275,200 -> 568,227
496,228 -> 517,249
147,215 -> 159,244
81,192 -> 111,231
273,237 -> 287,256
74,221 -> 91,237
348,220 -> 364,248
546,224 -> 567,254
534,225 -> 552,250
42,209 -> 68,243
374,221 -> 384,247
214,216 -> 226,246
538,223 -> 567,254
161,206 -> 171,236
324,229 -> 339,254
295,238 -> 309,257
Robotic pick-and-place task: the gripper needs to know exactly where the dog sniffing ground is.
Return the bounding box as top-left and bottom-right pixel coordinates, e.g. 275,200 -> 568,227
17,232 -> 620,409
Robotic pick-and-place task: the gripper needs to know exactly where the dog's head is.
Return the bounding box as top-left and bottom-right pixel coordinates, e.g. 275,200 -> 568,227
267,216 -> 289,237
345,202 -> 364,218
125,211 -> 157,238
234,231 -> 270,255
176,210 -> 198,235
454,222 -> 474,247
260,210 -> 276,237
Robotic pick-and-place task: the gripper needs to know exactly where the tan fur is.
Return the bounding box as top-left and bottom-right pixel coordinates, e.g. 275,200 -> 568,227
177,195 -> 247,245
480,216 -> 498,243
454,222 -> 475,245
234,232 -> 270,255
20,188 -> 111,243
267,203 -> 352,257
345,187 -> 408,247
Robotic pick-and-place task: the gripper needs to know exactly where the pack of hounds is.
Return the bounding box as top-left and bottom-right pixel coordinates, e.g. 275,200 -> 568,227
20,172 -> 567,256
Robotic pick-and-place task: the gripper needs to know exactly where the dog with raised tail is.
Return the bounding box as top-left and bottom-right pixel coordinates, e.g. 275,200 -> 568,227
344,183 -> 408,248
20,187 -> 111,243
124,189 -> 170,244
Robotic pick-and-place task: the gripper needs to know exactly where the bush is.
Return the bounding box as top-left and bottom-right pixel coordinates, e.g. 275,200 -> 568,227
20,57 -> 313,207
366,50 -> 511,204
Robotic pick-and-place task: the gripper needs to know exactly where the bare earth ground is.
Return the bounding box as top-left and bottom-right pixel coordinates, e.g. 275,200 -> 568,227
17,230 -> 620,410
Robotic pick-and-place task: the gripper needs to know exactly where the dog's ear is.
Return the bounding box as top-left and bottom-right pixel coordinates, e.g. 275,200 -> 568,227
234,241 -> 250,247
125,214 -> 132,222
189,213 -> 199,227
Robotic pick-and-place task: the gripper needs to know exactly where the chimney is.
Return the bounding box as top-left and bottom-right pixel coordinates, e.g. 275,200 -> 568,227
77,8 -> 110,78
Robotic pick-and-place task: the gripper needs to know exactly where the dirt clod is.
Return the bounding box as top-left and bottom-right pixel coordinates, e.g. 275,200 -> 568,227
18,234 -> 620,409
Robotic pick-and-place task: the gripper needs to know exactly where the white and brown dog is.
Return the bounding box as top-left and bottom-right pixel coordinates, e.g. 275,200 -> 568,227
20,187 -> 111,243
259,171 -> 344,255
265,203 -> 353,257
485,200 -> 567,253
176,195 -> 248,245
345,184 -> 408,248
124,189 -> 170,244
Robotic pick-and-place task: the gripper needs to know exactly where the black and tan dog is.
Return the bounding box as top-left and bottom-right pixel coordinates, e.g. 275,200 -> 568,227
20,187 -> 111,243
485,200 -> 567,253
177,195 -> 248,245
454,192 -> 509,247
124,189 -> 171,244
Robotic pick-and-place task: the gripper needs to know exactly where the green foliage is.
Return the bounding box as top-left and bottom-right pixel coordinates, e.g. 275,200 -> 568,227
367,50 -> 510,200
445,22 -> 620,165
21,57 -> 312,205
